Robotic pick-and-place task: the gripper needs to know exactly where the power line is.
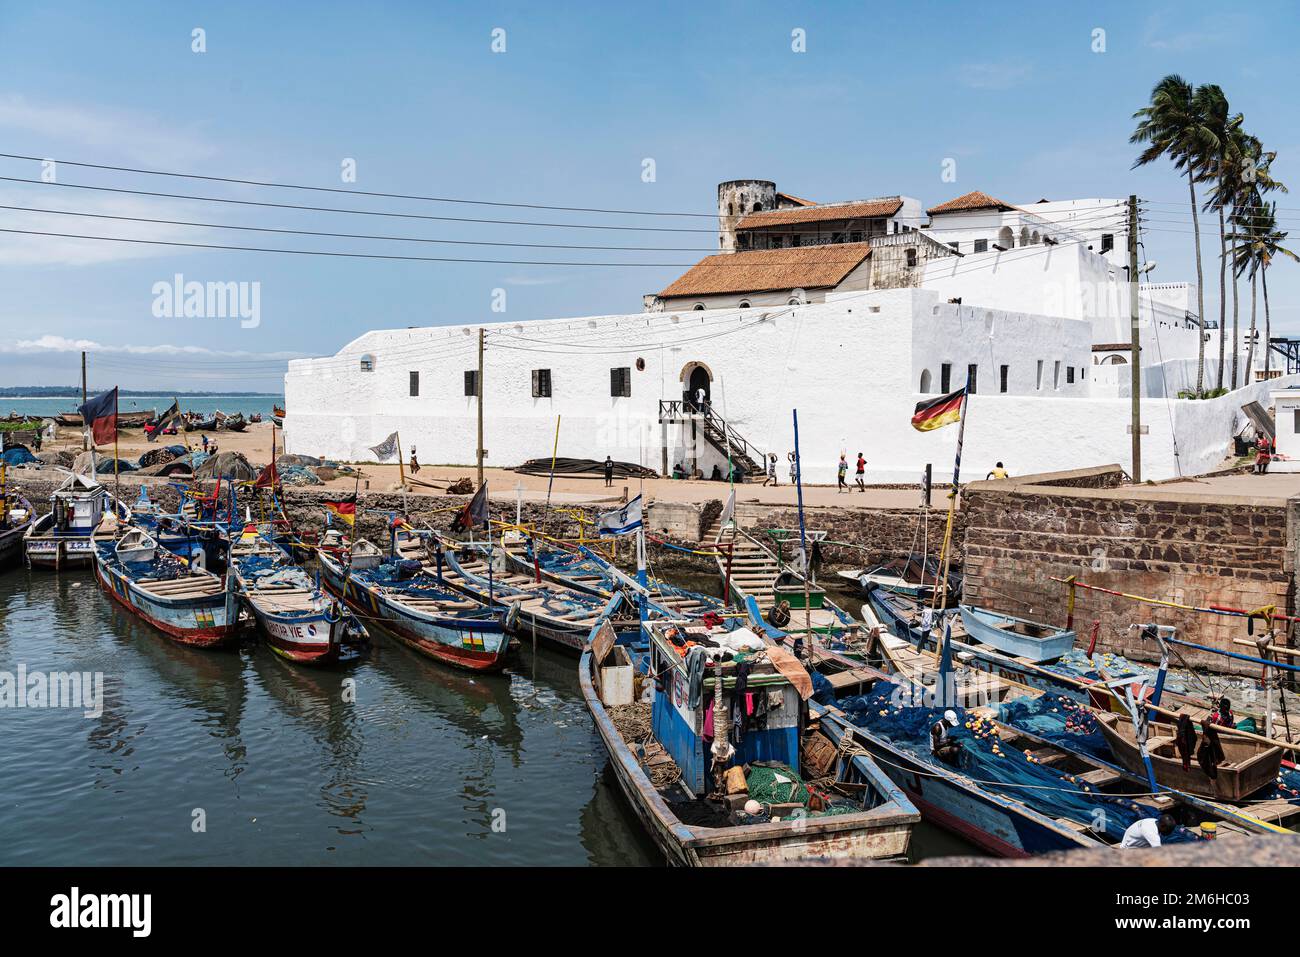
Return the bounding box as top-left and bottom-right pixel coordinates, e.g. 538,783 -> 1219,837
0,151 -> 722,219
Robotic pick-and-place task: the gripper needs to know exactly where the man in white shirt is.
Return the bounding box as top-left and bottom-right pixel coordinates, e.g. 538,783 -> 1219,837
1120,814 -> 1175,848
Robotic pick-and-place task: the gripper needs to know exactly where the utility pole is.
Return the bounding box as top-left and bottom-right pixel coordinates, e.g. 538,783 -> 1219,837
1128,194 -> 1142,483
476,327 -> 485,485
80,350 -> 88,451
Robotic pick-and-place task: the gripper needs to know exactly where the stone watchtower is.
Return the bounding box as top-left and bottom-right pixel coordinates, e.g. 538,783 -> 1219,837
717,179 -> 776,252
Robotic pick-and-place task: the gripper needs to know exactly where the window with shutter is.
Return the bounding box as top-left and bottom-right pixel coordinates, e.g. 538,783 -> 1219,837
464,370 -> 479,397
610,367 -> 631,397
532,369 -> 552,398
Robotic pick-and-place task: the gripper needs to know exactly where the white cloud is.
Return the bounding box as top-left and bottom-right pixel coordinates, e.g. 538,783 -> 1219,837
0,94 -> 214,167
0,335 -> 305,359
0,188 -> 219,266
956,60 -> 1032,91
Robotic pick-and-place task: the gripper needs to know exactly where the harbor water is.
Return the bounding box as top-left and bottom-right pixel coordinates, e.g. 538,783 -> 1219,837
3,394 -> 285,420
0,565 -> 977,865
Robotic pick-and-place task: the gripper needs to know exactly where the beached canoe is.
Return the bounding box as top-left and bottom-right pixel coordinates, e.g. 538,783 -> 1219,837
959,604 -> 1075,663
1095,712 -> 1283,802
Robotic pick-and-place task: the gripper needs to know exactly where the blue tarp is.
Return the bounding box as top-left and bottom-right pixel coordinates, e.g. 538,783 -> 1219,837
0,446 -> 37,466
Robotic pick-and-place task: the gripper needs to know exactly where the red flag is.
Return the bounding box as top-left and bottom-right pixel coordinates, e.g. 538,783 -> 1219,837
253,460 -> 278,488
78,387 -> 118,446
451,482 -> 489,532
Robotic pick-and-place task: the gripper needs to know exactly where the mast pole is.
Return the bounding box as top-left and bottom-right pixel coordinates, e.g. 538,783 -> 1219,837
932,374 -> 970,615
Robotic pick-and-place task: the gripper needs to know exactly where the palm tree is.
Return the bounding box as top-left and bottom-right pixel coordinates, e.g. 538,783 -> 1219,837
1195,85 -> 1238,390
1254,203 -> 1298,374
1228,145 -> 1287,383
1132,76 -> 1217,395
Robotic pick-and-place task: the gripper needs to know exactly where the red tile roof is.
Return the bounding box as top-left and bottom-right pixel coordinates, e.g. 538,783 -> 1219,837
775,192 -> 817,207
736,198 -> 903,230
658,243 -> 872,298
926,190 -> 1018,215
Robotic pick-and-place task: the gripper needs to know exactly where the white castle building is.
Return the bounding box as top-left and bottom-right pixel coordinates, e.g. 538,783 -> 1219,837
284,184 -> 1285,483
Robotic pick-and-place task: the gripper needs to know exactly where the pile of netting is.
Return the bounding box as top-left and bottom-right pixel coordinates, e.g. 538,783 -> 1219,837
837,683 -> 1195,843
1041,648 -> 1185,693
279,465 -> 323,486
738,762 -> 862,821
997,693 -> 1112,762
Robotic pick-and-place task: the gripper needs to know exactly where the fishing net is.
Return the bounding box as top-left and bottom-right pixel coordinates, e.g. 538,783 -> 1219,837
746,763 -> 810,805
1042,649 -> 1186,693
837,683 -> 1195,843
997,694 -> 1112,762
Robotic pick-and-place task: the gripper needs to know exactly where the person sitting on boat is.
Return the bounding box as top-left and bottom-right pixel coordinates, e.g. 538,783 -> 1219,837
929,710 -> 962,766
1208,696 -> 1235,728
1120,813 -> 1175,849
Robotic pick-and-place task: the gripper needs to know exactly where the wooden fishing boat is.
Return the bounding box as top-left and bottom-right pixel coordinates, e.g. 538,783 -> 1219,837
581,620 -> 920,865
500,535 -> 725,619
55,409 -> 155,429
92,524 -> 241,648
24,472 -> 129,570
0,487 -> 35,571
959,604 -> 1076,663
231,526 -> 368,665
318,542 -> 510,672
869,587 -> 1300,756
786,625 -> 1290,855
404,534 -> 635,654
837,553 -> 961,603
1095,712 -> 1284,802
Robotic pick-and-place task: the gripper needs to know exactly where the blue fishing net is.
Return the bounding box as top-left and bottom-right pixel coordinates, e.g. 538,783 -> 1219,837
997,694 -> 1112,762
1040,649 -> 1185,694
837,683 -> 1195,843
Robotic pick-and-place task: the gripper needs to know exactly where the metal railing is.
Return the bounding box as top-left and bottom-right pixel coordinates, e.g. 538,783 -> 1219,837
659,400 -> 765,469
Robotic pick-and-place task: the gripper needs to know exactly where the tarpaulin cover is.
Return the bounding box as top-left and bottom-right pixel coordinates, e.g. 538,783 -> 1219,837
0,446 -> 37,466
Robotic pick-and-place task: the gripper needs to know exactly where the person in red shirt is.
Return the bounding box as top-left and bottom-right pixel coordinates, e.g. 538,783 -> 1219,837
1255,435 -> 1273,474
855,452 -> 866,491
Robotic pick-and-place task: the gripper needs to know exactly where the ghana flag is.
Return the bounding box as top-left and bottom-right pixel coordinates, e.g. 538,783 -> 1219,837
911,387 -> 965,432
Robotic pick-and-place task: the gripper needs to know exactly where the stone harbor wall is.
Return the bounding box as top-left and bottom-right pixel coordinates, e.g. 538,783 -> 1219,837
962,469 -> 1296,675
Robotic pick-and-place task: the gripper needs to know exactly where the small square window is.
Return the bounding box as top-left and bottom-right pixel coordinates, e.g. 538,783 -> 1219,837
610,367 -> 631,397
464,370 -> 479,397
1101,233 -> 1114,253
974,239 -> 988,253
531,368 -> 552,398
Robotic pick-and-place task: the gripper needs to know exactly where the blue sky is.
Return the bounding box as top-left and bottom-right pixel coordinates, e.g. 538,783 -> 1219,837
0,0 -> 1297,391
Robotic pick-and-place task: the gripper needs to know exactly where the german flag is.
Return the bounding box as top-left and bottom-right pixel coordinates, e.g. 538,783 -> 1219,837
911,387 -> 966,432
324,496 -> 357,526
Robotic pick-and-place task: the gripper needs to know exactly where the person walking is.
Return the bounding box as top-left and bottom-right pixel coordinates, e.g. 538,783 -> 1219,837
855,452 -> 866,491
201,434 -> 209,453
837,453 -> 849,492
603,455 -> 614,487
788,451 -> 798,486
409,445 -> 421,474
762,453 -> 778,487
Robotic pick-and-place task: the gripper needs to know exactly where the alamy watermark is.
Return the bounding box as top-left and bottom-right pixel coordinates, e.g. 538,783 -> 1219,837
0,665 -> 103,718
152,273 -> 261,328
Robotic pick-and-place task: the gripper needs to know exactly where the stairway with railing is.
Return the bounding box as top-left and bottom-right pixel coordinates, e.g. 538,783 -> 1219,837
658,399 -> 764,479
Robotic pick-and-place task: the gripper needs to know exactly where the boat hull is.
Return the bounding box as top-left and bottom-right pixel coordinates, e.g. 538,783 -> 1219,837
245,601 -> 347,665
25,534 -> 96,569
959,605 -> 1075,662
0,524 -> 29,570
320,558 -> 510,672
581,652 -> 918,865
819,704 -> 1097,857
94,555 -> 238,648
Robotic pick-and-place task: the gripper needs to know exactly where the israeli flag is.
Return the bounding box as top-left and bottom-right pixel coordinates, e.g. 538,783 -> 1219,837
597,495 -> 643,537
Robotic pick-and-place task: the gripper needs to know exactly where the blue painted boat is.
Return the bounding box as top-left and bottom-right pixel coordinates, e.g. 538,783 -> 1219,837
419,537 -> 635,654
959,605 -> 1076,662
92,526 -> 241,648
318,543 -> 510,672
230,526 -> 368,665
581,620 -> 920,865
0,486 -> 34,571
502,536 -> 726,619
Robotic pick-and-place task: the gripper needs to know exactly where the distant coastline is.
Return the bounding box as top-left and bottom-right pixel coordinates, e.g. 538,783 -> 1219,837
0,387 -> 278,398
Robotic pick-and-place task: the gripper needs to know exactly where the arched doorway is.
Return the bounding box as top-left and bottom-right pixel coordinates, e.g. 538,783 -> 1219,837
680,361 -> 713,411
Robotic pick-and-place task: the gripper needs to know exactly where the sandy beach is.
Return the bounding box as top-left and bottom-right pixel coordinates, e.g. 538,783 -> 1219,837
39,420 -> 933,510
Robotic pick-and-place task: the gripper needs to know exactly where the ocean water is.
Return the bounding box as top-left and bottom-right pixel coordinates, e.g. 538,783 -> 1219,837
2,394 -> 285,419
